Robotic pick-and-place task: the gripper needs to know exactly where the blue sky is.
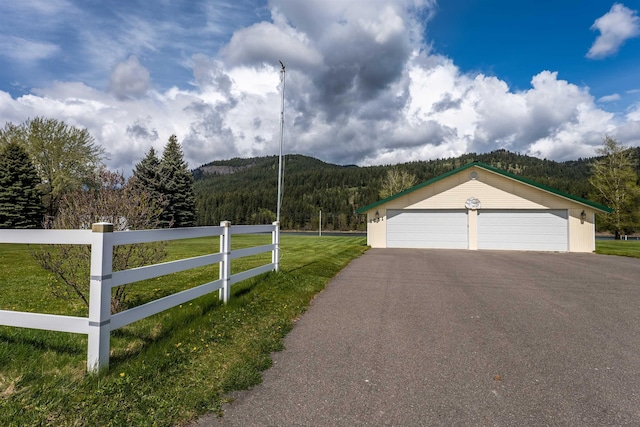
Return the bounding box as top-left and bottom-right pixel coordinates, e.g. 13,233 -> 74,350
427,1 -> 640,107
0,1 -> 639,173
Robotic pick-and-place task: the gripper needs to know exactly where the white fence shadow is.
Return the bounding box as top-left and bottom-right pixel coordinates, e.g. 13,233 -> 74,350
0,221 -> 280,372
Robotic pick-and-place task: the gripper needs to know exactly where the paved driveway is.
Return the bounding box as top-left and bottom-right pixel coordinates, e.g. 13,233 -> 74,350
197,249 -> 640,426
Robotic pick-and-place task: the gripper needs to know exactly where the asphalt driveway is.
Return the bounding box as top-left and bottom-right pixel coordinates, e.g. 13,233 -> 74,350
197,249 -> 640,426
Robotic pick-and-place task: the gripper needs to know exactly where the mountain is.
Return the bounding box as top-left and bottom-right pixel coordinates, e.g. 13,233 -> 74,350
193,150 -> 602,230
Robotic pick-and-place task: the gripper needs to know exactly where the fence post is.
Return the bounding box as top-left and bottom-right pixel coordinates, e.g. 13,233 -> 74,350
219,221 -> 231,303
272,221 -> 280,272
87,222 -> 114,373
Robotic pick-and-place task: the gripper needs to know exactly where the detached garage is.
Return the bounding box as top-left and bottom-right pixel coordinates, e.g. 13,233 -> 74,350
357,162 -> 612,252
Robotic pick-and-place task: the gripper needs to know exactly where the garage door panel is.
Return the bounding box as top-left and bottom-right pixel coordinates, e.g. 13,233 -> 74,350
484,232 -> 564,242
387,210 -> 468,249
480,217 -> 567,227
478,209 -> 567,251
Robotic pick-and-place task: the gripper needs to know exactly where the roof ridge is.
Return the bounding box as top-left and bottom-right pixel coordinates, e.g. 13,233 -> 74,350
356,162 -> 612,214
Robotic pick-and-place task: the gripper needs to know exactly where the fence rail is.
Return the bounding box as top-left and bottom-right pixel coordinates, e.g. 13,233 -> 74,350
0,221 -> 280,372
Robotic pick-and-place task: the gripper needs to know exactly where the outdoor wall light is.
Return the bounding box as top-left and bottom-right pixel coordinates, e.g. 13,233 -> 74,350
580,210 -> 586,224
374,210 -> 380,223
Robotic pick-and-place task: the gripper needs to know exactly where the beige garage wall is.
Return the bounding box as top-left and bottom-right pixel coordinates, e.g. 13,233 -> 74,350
569,208 -> 596,252
366,210 -> 387,248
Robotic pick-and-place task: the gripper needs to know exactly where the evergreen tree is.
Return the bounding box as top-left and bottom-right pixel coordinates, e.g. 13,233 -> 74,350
158,135 -> 196,227
132,147 -> 164,208
0,141 -> 45,228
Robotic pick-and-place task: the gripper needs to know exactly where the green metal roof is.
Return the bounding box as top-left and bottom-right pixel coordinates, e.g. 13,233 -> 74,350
356,161 -> 613,214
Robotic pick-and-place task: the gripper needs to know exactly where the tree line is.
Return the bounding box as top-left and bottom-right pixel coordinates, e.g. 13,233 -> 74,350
0,117 -> 197,311
1,116 -> 639,239
0,118 -> 196,230
194,147 -> 639,234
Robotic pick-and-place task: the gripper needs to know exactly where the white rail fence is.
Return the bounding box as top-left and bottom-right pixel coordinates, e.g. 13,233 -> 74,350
0,221 -> 280,373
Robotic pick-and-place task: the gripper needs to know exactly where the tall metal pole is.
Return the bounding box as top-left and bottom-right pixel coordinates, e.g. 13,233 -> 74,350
276,61 -> 285,223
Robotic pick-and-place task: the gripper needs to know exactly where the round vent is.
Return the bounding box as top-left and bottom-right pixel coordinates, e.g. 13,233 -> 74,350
469,171 -> 479,180
465,197 -> 481,210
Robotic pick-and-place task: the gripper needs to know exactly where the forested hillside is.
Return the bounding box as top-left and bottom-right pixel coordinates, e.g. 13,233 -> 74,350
194,149 -> 609,230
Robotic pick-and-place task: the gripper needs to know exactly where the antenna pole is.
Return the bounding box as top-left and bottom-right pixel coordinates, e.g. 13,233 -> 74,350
276,61 -> 285,223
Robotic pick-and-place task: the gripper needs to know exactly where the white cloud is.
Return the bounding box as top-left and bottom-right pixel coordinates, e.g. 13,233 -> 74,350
598,93 -> 621,102
627,104 -> 640,121
109,56 -> 151,100
220,21 -> 323,70
401,65 -> 622,161
586,3 -> 640,59
0,0 -> 74,16
0,36 -> 60,63
1,0 -> 640,176
0,0 -> 80,63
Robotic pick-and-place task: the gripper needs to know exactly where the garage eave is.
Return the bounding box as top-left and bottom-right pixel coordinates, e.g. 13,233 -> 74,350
356,161 -> 613,214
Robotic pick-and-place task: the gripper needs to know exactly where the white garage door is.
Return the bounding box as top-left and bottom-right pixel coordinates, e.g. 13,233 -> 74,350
478,209 -> 568,251
387,209 -> 468,249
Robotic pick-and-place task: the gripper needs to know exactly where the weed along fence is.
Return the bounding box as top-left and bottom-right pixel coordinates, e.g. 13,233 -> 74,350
0,221 -> 280,373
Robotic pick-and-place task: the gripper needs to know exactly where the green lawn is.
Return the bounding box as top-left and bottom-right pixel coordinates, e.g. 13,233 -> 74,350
595,239 -> 640,258
0,235 -> 368,426
4,236 -> 635,426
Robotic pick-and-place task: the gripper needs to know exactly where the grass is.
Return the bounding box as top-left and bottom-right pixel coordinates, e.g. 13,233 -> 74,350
595,239 -> 640,258
0,234 -> 368,426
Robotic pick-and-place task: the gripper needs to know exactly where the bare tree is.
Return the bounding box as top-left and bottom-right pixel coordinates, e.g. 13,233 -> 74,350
589,136 -> 640,237
33,169 -> 166,313
379,168 -> 417,199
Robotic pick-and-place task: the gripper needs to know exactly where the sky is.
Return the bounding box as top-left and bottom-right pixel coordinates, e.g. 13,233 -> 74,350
1,0 -> 639,173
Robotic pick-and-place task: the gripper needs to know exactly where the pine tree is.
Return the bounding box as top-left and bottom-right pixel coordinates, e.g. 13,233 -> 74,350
0,141 -> 45,228
158,135 -> 196,227
132,147 -> 164,209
